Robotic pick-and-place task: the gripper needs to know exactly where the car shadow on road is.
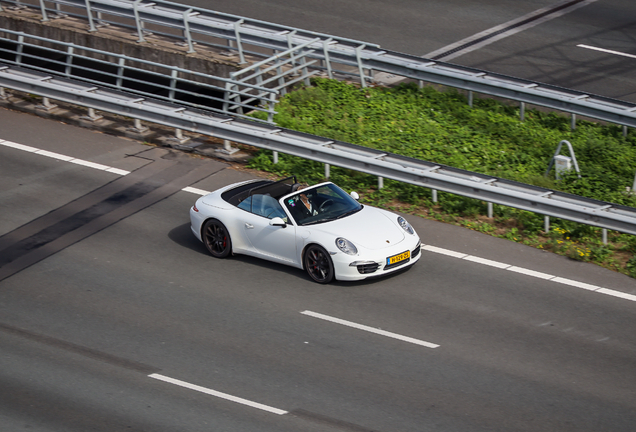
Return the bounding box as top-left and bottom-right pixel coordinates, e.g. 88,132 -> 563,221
168,222 -> 414,286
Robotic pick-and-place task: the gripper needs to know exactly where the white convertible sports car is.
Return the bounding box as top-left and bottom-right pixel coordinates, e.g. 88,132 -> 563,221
190,176 -> 421,283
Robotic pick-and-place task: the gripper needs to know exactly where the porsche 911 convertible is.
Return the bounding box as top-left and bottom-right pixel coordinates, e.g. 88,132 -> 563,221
190,176 -> 421,283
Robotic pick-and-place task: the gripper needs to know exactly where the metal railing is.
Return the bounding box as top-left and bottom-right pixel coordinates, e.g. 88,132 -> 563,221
2,0 -> 636,129
2,64 -> 636,235
0,29 -> 285,121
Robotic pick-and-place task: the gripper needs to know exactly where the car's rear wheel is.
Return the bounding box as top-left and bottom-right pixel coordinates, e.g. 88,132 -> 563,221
304,244 -> 334,284
202,219 -> 232,258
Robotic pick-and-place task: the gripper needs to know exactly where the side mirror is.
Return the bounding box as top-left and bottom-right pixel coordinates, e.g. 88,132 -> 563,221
269,217 -> 287,227
350,191 -> 360,201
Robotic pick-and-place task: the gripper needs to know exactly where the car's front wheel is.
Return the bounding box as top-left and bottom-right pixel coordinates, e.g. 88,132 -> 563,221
304,244 -> 334,284
202,219 -> 232,258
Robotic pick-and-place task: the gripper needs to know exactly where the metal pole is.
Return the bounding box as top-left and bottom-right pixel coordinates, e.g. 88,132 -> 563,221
378,176 -> 383,189
571,113 -> 576,130
602,228 -> 608,245
273,150 -> 278,164
65,46 -> 74,77
487,202 -> 493,218
323,39 -> 334,79
325,163 -> 330,179
544,215 -> 550,233
38,0 -> 50,22
234,20 -> 246,64
85,0 -> 97,32
520,102 -> 525,121
432,189 -> 438,203
355,45 -> 367,88
468,91 -> 473,108
182,9 -> 197,54
133,0 -> 146,43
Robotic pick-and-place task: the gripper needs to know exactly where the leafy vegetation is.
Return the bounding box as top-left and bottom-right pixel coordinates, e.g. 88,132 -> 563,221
248,78 -> 636,277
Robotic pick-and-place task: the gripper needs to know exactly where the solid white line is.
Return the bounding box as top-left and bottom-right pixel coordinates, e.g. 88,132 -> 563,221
422,245 -> 636,302
422,245 -> 467,259
551,277 -> 599,291
577,44 -> 636,60
182,186 -> 211,196
0,138 -> 210,194
148,373 -> 288,415
301,310 -> 440,349
463,255 -> 511,269
597,288 -> 636,302
506,266 -> 554,280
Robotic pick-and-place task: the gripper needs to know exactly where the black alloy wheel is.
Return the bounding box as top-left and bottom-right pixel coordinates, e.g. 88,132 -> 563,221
304,244 -> 334,284
202,219 -> 232,258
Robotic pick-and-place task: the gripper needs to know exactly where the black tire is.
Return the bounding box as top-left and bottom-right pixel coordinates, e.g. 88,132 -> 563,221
304,244 -> 334,284
202,219 -> 232,258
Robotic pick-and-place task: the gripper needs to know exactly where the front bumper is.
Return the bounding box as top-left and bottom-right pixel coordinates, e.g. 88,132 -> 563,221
331,238 -> 422,281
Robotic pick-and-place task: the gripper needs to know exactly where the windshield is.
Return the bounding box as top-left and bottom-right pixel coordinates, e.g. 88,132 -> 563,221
283,183 -> 362,226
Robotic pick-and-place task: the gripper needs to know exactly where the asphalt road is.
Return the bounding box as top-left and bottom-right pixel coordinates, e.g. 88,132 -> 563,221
1,109 -> 635,431
194,0 -> 636,102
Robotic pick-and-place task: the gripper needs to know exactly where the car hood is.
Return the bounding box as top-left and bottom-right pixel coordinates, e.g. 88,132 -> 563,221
309,206 -> 406,250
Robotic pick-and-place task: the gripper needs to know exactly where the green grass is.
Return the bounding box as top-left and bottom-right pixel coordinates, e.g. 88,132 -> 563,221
248,78 -> 636,277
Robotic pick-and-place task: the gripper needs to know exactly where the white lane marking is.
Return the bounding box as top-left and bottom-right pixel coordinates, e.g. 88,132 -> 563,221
597,288 -> 636,302
148,373 -> 288,415
301,310 -> 440,349
425,0 -> 599,61
182,186 -> 210,196
506,266 -> 554,280
422,245 -> 467,259
423,246 -> 636,302
4,138 -> 635,302
463,255 -> 510,269
577,44 -> 636,60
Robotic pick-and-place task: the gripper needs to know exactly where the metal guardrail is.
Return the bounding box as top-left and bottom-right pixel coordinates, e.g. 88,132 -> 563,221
0,29 -> 286,121
2,0 -> 636,129
2,64 -> 636,235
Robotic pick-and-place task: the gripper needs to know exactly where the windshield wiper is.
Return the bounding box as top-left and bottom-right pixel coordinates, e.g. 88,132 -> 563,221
303,218 -> 332,226
334,206 -> 363,220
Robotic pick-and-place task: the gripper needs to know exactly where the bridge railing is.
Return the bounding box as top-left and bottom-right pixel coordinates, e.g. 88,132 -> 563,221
2,0 -> 636,129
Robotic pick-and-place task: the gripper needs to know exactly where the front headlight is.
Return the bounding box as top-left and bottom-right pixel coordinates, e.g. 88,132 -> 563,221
397,216 -> 415,235
335,237 -> 358,255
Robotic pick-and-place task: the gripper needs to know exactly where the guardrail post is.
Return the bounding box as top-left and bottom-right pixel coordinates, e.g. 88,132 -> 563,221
355,45 -> 367,88
84,107 -> 102,121
322,39 -> 334,79
468,91 -> 473,108
65,46 -> 74,77
520,102 -> 525,121
116,58 -> 125,89
16,35 -> 24,65
432,189 -> 438,203
602,228 -> 608,245
570,113 -> 576,130
273,150 -> 278,163
325,163 -> 330,179
544,215 -> 550,233
234,20 -> 246,64
169,69 -> 178,101
39,96 -> 57,112
182,9 -> 197,54
487,202 -> 493,218
133,0 -> 147,43
85,0 -> 98,32
378,176 -> 383,189
623,125 -> 628,137
0,87 -> 8,100
132,118 -> 148,132
38,0 -> 50,22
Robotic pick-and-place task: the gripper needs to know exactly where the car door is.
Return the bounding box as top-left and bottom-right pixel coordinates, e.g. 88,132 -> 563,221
240,195 -> 299,265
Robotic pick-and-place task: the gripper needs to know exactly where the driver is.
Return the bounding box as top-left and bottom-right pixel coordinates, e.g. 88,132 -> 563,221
299,193 -> 318,216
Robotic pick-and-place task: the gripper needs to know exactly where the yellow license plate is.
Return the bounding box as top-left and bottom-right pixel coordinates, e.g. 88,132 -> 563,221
387,250 -> 410,265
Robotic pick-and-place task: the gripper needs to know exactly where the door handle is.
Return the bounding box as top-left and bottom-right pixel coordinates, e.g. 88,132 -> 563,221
245,223 -> 254,229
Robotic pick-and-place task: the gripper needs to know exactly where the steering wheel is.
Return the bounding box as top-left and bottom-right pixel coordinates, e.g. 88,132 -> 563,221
318,199 -> 334,213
